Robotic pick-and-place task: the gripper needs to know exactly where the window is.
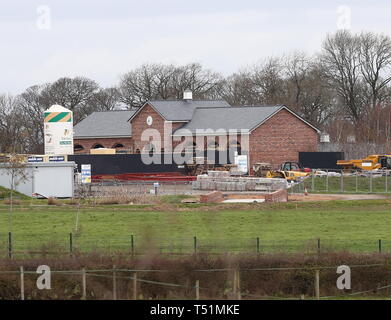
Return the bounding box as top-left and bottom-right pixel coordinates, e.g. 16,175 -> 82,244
92,144 -> 104,149
74,144 -> 84,152
113,143 -> 124,149
207,141 -> 219,150
229,140 -> 241,154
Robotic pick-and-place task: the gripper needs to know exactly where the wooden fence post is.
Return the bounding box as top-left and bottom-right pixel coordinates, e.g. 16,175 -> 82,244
8,232 -> 12,259
82,268 -> 86,300
69,233 -> 73,257
195,280 -> 200,300
317,238 -> 321,255
256,237 -> 260,255
20,266 -> 24,300
236,269 -> 241,300
378,239 -> 382,253
315,270 -> 320,300
131,235 -> 134,256
194,236 -> 197,254
232,269 -> 237,299
133,272 -> 138,300
113,265 -> 117,300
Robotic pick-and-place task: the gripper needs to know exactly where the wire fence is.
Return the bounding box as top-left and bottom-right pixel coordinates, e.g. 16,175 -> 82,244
1,263 -> 390,300
73,169 -> 391,196
1,233 -> 390,258
290,169 -> 391,194
75,180 -> 196,197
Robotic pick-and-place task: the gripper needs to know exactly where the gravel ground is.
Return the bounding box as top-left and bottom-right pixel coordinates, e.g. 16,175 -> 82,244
76,182 -> 391,201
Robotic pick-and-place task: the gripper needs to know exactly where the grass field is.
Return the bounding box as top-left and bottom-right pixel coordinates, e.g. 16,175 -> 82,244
295,175 -> 391,193
0,196 -> 390,254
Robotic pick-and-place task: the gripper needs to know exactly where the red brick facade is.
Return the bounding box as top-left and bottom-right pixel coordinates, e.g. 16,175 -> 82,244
248,108 -> 318,170
74,137 -> 133,153
131,103 -> 184,153
74,106 -> 318,168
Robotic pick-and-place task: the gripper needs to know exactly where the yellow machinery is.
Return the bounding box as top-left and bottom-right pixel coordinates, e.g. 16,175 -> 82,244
266,170 -> 310,182
337,154 -> 391,171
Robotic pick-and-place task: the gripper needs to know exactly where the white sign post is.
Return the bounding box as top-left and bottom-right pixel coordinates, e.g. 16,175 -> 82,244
81,164 -> 91,184
235,155 -> 248,174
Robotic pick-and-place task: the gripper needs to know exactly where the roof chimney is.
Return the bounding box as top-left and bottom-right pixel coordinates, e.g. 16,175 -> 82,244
183,89 -> 193,100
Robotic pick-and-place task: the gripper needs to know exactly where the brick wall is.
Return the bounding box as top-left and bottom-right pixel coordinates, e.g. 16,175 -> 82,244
74,137 -> 133,153
131,103 -> 185,152
200,191 -> 224,203
264,189 -> 288,202
248,109 -> 318,172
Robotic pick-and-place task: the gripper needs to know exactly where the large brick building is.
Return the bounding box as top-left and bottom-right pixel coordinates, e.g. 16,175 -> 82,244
74,91 -> 320,170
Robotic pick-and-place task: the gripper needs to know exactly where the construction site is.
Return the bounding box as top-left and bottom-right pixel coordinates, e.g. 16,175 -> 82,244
3,98 -> 391,202
1,101 -> 391,302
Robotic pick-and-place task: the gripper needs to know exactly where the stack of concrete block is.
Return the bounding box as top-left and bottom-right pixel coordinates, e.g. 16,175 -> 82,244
192,172 -> 287,191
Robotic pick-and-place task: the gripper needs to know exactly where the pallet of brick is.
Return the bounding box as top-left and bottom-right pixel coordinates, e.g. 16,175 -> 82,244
229,182 -> 237,191
217,182 -> 227,191
238,182 -> 246,191
200,180 -> 209,190
197,174 -> 208,181
246,181 -> 256,191
192,181 -> 200,190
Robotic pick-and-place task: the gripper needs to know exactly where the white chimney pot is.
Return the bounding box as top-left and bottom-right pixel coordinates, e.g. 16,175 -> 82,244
183,89 -> 193,100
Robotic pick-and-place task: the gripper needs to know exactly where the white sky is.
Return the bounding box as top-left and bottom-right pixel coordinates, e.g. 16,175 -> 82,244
1,0 -> 391,94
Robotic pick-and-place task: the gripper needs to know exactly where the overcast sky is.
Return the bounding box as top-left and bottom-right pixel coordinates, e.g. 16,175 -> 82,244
1,0 -> 391,94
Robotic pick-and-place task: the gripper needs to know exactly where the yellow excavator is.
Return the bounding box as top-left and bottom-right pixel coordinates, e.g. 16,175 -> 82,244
337,154 -> 391,171
254,161 -> 311,182
266,170 -> 310,182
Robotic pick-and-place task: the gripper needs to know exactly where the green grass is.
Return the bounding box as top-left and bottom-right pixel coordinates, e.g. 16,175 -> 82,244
0,197 -> 390,254
0,186 -> 31,200
295,175 -> 391,193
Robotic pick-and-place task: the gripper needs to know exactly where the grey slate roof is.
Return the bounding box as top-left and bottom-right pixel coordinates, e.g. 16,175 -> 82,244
74,110 -> 135,138
173,105 -> 286,135
134,100 -> 230,121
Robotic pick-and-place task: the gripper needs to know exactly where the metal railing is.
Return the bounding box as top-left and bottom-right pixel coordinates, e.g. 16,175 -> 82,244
290,169 -> 391,194
1,233 -> 390,258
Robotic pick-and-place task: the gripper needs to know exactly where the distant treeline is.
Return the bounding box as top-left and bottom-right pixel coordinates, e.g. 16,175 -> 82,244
2,30 -> 391,154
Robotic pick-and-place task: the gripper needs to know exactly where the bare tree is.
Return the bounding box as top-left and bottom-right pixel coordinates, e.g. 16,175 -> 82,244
284,53 -> 335,127
321,30 -> 364,122
221,70 -> 258,106
0,95 -> 26,153
119,63 -> 224,108
359,32 -> 391,109
1,154 -> 29,233
18,84 -> 52,154
119,64 -> 176,108
358,32 -> 391,141
41,77 -> 100,123
251,57 -> 286,105
170,63 -> 223,99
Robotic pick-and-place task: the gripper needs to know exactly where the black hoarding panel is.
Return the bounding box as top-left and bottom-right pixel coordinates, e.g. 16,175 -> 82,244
299,152 -> 345,170
69,150 -> 237,176
68,154 -> 186,175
